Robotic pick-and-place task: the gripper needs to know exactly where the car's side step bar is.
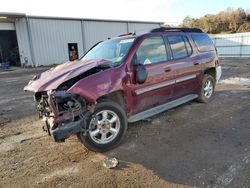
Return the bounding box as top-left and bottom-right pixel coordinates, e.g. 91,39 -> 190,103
128,94 -> 198,123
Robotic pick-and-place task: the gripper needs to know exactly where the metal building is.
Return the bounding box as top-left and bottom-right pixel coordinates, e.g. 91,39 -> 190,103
0,12 -> 162,67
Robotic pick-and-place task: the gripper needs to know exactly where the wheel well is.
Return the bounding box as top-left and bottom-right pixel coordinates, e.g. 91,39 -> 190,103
204,68 -> 216,80
97,91 -> 125,110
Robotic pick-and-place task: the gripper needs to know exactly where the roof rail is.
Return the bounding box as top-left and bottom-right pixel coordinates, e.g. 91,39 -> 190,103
150,27 -> 203,33
118,32 -> 134,37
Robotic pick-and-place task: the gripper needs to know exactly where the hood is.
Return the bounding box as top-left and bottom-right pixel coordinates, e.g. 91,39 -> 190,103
24,59 -> 112,92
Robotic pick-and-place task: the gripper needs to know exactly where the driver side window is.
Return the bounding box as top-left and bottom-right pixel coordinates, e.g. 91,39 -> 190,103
135,37 -> 168,65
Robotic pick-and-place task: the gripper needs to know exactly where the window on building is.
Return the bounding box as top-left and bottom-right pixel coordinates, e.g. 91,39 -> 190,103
135,37 -> 168,65
191,34 -> 215,51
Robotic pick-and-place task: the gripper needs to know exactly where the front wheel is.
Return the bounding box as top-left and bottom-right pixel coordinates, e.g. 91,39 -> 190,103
197,74 -> 215,103
77,101 -> 127,152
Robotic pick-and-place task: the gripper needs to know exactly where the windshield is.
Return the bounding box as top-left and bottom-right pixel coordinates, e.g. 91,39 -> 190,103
82,38 -> 135,66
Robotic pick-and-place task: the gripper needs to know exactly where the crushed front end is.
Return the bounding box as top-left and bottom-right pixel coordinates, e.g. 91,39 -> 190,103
34,91 -> 94,142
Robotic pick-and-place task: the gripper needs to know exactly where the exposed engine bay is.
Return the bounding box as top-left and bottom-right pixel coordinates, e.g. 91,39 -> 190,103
35,90 -> 94,142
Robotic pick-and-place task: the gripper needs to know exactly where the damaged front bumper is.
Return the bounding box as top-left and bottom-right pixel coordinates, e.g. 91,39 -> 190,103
37,91 -> 94,142
50,117 -> 88,142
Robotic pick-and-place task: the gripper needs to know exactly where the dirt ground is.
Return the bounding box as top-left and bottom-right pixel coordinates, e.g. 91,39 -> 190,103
0,59 -> 250,188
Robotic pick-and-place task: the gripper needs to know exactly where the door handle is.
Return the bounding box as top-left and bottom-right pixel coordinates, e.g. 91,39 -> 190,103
193,62 -> 200,65
164,67 -> 172,72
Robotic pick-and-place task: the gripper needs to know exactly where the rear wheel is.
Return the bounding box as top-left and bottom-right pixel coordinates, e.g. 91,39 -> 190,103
197,74 -> 215,103
77,101 -> 127,152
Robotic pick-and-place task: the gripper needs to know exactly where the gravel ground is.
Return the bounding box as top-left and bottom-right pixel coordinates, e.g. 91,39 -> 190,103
0,59 -> 250,188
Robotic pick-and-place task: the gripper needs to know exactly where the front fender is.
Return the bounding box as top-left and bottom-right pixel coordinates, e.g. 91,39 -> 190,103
66,67 -> 126,103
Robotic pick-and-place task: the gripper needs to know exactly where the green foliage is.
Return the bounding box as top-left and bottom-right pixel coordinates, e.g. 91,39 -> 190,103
181,8 -> 250,34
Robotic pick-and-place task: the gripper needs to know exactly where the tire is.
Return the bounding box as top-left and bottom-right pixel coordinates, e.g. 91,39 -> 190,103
197,74 -> 215,103
77,101 -> 127,152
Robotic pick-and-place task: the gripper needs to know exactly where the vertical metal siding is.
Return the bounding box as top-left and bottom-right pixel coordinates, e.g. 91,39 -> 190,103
128,22 -> 161,34
83,21 -> 127,51
15,18 -> 33,66
28,18 -> 84,66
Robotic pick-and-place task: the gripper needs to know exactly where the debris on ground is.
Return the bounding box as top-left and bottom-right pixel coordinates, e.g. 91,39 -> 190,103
103,157 -> 119,169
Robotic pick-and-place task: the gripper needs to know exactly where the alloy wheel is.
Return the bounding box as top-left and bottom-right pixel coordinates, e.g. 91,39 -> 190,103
89,110 -> 121,144
204,79 -> 213,98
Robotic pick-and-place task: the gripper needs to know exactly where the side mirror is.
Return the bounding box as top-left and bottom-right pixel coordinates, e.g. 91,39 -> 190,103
136,64 -> 148,84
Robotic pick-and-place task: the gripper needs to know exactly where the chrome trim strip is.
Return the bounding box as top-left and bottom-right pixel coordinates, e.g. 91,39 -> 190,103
135,80 -> 175,95
176,74 -> 196,83
135,74 -> 197,95
128,94 -> 198,122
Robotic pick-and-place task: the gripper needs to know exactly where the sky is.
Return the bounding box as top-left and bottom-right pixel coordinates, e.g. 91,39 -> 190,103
0,0 -> 249,24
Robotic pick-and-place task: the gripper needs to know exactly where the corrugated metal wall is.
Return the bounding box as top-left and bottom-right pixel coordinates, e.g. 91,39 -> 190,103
83,21 -> 160,51
128,22 -> 161,34
28,18 -> 84,66
15,17 -> 161,66
15,18 -> 33,66
211,32 -> 250,57
83,21 -> 128,50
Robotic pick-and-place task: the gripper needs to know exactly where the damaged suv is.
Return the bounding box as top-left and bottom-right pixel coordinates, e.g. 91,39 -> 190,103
24,27 -> 221,152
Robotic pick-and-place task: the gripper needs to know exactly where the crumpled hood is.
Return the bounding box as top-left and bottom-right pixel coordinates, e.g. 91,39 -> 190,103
24,59 -> 112,92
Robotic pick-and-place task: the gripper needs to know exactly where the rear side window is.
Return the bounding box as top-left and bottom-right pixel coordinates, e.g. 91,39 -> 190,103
192,34 -> 215,51
135,37 -> 168,65
167,36 -> 191,59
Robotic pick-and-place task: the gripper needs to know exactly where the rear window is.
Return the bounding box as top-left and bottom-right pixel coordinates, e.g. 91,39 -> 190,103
167,36 -> 191,59
192,34 -> 215,51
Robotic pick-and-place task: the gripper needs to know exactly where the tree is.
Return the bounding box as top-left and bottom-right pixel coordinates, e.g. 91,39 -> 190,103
180,7 -> 250,34
229,8 -> 247,32
237,23 -> 250,32
182,16 -> 194,27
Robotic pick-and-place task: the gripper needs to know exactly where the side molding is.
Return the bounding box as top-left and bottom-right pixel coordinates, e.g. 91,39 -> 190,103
135,80 -> 175,95
135,74 -> 196,96
128,94 -> 198,122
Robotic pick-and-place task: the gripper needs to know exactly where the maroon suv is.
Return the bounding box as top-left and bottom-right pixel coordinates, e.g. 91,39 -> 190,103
24,27 -> 222,152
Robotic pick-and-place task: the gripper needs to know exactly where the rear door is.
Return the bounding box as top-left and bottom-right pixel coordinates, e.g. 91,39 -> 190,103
191,34 -> 218,70
128,36 -> 176,114
165,34 -> 203,98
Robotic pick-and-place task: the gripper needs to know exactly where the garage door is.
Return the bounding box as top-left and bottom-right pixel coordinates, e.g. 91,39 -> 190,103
0,22 -> 15,30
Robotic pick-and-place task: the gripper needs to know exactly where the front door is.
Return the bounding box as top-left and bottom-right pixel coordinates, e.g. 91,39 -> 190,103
128,36 -> 175,115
